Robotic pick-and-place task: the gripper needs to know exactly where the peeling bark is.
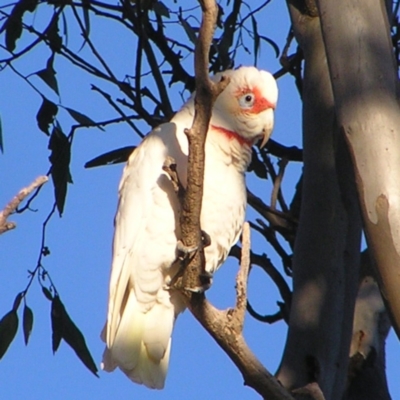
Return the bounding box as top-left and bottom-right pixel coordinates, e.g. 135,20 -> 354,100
316,0 -> 400,339
277,2 -> 362,399
345,250 -> 392,400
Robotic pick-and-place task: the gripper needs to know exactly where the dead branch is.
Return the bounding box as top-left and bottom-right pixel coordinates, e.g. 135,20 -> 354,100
188,223 -> 294,399
179,0 -> 229,291
176,1 -> 294,397
265,139 -> 303,162
232,222 -> 251,327
0,176 -> 48,235
271,158 -> 289,211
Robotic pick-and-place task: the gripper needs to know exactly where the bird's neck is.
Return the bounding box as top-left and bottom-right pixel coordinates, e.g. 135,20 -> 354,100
174,100 -> 253,173
207,124 -> 253,173
210,125 -> 254,148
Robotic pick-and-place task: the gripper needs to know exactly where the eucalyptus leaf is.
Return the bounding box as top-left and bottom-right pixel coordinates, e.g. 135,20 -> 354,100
51,296 -> 98,376
48,126 -> 72,216
85,146 -> 135,168
23,305 -> 34,345
36,97 -> 58,135
0,310 -> 19,359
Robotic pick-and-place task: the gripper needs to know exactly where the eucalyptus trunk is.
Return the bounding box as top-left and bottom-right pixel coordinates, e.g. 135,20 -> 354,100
277,2 -> 362,399
316,0 -> 400,341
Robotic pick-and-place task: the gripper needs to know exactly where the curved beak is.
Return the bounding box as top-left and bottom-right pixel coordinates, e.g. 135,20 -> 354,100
259,108 -> 275,148
259,129 -> 272,148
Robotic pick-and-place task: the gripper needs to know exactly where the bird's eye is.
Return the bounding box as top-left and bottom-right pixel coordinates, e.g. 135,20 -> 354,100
238,93 -> 255,108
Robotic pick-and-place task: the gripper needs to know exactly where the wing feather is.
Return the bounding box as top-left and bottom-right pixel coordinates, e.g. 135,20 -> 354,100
106,123 -> 182,347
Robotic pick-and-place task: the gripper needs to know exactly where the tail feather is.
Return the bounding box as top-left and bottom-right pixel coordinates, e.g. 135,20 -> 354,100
123,339 -> 171,389
111,289 -> 144,370
143,301 -> 174,361
102,288 -> 176,389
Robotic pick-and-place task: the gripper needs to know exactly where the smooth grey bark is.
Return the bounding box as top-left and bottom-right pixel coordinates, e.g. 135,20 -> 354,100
316,0 -> 400,339
276,2 -> 362,399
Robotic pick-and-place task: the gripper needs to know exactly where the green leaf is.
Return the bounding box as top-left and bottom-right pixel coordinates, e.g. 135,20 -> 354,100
42,287 -> 53,301
51,297 -> 62,353
65,107 -> 100,129
4,12 -> 22,52
48,126 -> 72,216
84,146 -> 135,169
0,113 -> 3,153
0,310 -> 19,359
51,296 -> 98,376
23,305 -> 34,345
35,54 -> 59,96
153,1 -> 170,18
36,97 -> 58,135
12,292 -> 23,311
3,0 -> 39,51
251,15 -> 260,66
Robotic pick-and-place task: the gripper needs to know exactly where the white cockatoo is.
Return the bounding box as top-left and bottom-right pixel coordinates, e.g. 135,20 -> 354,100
101,66 -> 278,389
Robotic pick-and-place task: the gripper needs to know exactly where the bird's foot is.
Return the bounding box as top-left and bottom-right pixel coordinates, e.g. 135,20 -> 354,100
201,230 -> 211,247
162,157 -> 184,196
184,271 -> 213,293
176,240 -> 198,261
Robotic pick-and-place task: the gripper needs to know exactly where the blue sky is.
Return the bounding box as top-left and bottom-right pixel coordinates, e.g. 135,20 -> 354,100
0,1 -> 399,399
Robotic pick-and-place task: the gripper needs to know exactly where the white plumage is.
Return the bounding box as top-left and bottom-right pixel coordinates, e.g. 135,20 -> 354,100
101,66 -> 278,389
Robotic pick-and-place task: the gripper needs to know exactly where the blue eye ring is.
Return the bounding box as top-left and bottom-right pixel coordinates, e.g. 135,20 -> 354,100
238,93 -> 255,108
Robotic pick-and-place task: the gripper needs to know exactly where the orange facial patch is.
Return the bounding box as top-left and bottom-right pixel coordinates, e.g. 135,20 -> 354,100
236,86 -> 275,114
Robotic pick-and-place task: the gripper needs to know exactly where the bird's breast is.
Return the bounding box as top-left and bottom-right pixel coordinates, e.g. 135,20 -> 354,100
200,149 -> 247,274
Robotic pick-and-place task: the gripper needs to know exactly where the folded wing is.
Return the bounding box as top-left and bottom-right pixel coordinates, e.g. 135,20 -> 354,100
102,123 -> 185,389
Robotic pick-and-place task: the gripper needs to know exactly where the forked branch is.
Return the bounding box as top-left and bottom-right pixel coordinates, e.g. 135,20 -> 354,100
179,1 -> 294,398
188,224 -> 294,399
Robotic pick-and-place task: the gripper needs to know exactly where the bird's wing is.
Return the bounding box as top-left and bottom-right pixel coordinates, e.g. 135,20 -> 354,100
106,122 -> 181,348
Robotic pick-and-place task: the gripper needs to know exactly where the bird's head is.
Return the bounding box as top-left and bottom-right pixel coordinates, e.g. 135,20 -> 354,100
211,66 -> 278,148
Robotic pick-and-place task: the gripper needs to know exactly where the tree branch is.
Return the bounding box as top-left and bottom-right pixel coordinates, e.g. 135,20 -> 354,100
175,2 -> 294,398
179,0 -> 229,291
188,223 -> 295,399
0,176 -> 48,235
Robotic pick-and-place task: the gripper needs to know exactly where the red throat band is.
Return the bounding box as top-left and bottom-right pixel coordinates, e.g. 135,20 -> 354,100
211,125 -> 254,147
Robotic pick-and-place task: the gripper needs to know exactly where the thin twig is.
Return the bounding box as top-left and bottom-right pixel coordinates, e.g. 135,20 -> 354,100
247,301 -> 283,324
22,203 -> 58,298
260,151 -> 290,213
271,158 -> 289,212
252,219 -> 292,275
232,222 -> 251,326
91,85 -> 144,136
71,3 -> 118,82
230,244 -> 292,307
0,176 -> 48,235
